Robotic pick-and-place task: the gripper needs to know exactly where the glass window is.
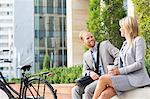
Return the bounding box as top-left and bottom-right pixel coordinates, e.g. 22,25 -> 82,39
0,19 -> 13,23
39,30 -> 45,47
0,35 -> 8,39
47,0 -> 53,7
58,0 -> 61,8
35,6 -> 43,14
39,0 -> 43,6
48,16 -> 54,31
47,7 -> 53,13
39,16 -> 45,30
34,16 -> 40,30
0,43 -> 9,47
35,30 -> 39,38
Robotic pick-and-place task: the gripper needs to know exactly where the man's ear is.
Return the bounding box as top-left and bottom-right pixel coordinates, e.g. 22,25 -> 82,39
79,37 -> 84,42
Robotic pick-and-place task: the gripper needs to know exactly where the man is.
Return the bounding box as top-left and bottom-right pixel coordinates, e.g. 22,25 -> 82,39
72,30 -> 119,99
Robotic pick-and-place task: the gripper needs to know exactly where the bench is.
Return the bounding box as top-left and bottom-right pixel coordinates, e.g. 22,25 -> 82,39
111,87 -> 150,99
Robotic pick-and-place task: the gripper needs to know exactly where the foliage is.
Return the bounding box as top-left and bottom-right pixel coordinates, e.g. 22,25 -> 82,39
87,0 -> 126,48
132,0 -> 150,49
145,58 -> 150,77
145,49 -> 150,77
42,52 -> 50,69
132,0 -> 150,75
9,78 -> 20,84
10,65 -> 83,84
45,65 -> 83,84
132,0 -> 150,60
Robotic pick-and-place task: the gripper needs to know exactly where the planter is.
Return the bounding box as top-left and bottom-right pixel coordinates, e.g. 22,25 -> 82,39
10,83 -> 75,99
53,83 -> 75,99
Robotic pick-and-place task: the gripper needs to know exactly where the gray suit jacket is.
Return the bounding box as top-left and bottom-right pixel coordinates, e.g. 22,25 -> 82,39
119,36 -> 150,87
82,40 -> 119,76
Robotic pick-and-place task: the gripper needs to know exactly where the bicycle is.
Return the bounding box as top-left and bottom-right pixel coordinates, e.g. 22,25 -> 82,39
0,65 -> 57,99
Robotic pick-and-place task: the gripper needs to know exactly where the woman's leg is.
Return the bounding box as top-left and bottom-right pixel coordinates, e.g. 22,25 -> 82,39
93,74 -> 113,99
98,87 -> 116,99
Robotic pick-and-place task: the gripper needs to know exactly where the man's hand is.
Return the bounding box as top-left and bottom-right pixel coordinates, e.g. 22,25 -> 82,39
90,71 -> 99,80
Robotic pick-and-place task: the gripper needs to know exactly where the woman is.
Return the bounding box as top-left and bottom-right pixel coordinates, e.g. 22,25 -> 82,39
92,16 -> 150,99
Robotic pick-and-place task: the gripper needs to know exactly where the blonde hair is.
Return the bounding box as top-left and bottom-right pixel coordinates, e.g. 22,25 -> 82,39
119,16 -> 139,39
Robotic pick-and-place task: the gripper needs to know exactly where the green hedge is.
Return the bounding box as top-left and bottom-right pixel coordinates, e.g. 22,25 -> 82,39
145,59 -> 150,77
44,65 -> 83,84
10,65 -> 82,84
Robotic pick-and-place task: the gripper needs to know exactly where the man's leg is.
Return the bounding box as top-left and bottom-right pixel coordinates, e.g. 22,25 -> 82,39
84,80 -> 98,99
72,85 -> 85,99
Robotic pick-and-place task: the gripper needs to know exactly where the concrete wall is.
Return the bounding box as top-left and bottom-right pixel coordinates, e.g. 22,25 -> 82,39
67,0 -> 89,67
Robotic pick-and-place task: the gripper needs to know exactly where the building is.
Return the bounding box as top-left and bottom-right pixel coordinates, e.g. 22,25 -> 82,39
34,0 -> 67,72
67,0 -> 89,67
0,0 -> 16,79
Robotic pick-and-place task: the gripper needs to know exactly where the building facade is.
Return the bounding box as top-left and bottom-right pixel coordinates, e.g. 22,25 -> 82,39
34,0 -> 67,71
67,0 -> 89,67
0,0 -> 16,79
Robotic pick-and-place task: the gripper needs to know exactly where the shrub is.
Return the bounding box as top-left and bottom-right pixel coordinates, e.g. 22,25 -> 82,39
9,65 -> 82,84
46,65 -> 83,84
9,78 -> 20,84
145,59 -> 150,77
132,0 -> 150,76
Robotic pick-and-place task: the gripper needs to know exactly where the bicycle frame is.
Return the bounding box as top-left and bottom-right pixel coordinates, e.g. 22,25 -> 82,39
0,72 -> 17,97
0,65 -> 57,99
0,70 -> 36,99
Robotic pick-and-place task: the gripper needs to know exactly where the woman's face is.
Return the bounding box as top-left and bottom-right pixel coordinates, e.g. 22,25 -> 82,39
119,26 -> 126,37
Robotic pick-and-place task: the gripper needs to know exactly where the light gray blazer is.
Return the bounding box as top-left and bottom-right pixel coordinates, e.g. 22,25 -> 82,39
82,40 -> 119,76
119,36 -> 150,87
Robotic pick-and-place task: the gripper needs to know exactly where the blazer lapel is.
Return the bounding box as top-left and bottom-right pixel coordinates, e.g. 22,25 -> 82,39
86,50 -> 96,70
123,42 -> 133,66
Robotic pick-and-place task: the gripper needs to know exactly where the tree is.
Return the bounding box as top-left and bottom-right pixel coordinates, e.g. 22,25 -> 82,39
132,0 -> 150,76
43,52 -> 50,69
132,0 -> 150,54
87,0 -> 126,48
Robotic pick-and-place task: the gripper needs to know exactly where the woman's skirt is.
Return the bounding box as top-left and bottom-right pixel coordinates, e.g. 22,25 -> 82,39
111,75 -> 135,96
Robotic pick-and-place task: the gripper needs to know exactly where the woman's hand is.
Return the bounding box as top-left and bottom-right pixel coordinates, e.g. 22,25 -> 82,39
108,68 -> 120,76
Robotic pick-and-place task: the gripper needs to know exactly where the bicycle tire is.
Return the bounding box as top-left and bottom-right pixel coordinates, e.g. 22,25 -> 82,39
0,86 -> 14,99
22,78 -> 57,99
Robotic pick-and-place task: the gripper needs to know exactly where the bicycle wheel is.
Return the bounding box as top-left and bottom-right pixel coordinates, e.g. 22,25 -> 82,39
22,78 -> 57,99
0,86 -> 14,99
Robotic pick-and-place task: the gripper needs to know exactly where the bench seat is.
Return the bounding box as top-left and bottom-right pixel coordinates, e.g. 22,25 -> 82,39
111,87 -> 150,99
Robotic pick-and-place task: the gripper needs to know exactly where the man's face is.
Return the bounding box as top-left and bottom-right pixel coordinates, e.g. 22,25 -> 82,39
82,32 -> 96,48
